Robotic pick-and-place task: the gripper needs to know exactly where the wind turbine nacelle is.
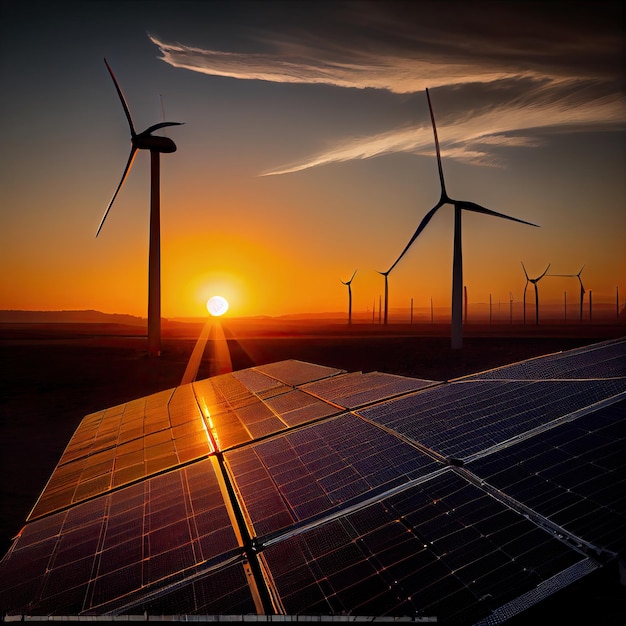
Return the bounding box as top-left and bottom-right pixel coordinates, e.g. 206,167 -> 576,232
133,134 -> 177,153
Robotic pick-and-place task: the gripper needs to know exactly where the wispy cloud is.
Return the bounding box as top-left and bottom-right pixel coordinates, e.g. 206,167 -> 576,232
148,2 -> 624,174
149,33 -> 541,94
260,90 -> 625,175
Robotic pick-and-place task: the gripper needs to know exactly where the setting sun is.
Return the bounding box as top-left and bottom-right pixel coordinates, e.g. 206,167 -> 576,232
206,295 -> 229,317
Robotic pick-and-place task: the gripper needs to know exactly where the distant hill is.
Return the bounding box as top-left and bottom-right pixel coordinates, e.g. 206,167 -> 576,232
0,310 -> 146,325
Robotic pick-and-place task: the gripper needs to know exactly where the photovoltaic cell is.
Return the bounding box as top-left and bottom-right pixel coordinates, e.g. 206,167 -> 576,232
263,388 -> 340,426
467,398 -> 626,555
464,337 -> 626,381
260,470 -> 587,623
0,459 -> 243,615
302,371 -> 438,409
232,368 -> 289,396
226,412 -> 441,539
28,385 -> 214,520
124,560 -> 257,616
2,339 -> 624,621
253,359 -> 344,386
357,378 -> 626,460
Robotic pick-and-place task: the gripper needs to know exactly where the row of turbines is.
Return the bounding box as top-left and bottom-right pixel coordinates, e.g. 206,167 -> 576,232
94,60 -> 608,355
98,61 -> 538,355
342,88 -> 539,348
342,263 -> 593,326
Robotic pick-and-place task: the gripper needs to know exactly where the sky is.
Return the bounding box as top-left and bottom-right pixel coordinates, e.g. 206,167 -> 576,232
1,0 -> 624,319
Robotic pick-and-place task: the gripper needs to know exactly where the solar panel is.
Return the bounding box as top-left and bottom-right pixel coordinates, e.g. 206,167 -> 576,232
1,459 -> 243,615
357,378 -> 626,460
232,367 -> 290,397
302,371 -> 437,409
259,470 -> 591,622
467,398 -> 626,555
28,386 -> 213,520
1,338 -> 624,621
263,388 -> 341,426
463,337 -> 626,381
225,412 -> 442,539
253,359 -> 344,386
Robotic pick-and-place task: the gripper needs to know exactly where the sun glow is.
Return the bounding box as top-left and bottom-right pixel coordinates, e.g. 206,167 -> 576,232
207,295 -> 229,317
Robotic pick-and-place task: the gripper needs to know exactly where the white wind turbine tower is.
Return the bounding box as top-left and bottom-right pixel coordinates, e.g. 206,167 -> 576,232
385,88 -> 539,349
96,59 -> 183,357
340,270 -> 357,324
521,262 -> 551,326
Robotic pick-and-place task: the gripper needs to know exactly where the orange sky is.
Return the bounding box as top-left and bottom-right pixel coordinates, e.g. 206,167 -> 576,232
1,2 -> 624,320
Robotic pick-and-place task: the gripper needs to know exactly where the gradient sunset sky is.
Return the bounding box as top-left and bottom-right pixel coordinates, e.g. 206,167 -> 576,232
1,0 -> 624,319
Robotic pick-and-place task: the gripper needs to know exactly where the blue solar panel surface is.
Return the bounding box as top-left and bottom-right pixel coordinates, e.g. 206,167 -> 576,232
1,338 -> 624,621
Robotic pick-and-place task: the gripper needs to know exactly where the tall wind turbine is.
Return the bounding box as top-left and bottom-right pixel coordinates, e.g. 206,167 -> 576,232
521,262 -> 550,326
340,269 -> 357,324
386,88 -> 539,349
96,59 -> 183,357
550,265 -> 585,323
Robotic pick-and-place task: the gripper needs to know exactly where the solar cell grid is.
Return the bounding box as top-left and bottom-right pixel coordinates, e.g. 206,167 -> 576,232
303,371 -> 437,408
2,343 -> 623,620
232,368 -> 286,394
263,388 -> 340,427
467,398 -> 626,555
227,413 -> 441,539
125,560 -> 258,616
254,359 -> 344,386
261,470 -> 586,622
465,338 -> 626,381
1,459 -> 243,616
358,378 -> 626,460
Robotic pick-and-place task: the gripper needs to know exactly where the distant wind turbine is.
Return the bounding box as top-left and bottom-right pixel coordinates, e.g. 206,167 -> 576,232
96,59 -> 183,357
550,265 -> 585,323
340,269 -> 357,324
386,88 -> 539,349
378,270 -> 390,325
522,262 -> 550,326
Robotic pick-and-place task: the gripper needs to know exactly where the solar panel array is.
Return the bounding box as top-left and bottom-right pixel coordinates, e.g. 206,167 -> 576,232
1,339 -> 625,623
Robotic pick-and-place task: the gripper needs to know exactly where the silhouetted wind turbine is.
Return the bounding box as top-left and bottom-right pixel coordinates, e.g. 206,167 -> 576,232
550,265 -> 585,323
340,269 -> 357,324
386,88 -> 539,349
378,270 -> 390,325
96,59 -> 183,357
521,262 -> 550,326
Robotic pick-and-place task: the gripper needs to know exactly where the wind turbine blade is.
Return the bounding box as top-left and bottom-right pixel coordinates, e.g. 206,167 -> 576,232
538,264 -> 551,280
460,200 -> 539,228
521,261 -> 530,280
425,88 -> 446,196
386,201 -> 444,273
96,148 -> 137,237
341,269 -> 358,285
143,121 -> 184,135
104,58 -> 136,137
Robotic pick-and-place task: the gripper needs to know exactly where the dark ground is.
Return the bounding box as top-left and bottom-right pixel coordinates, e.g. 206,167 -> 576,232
0,319 -> 624,622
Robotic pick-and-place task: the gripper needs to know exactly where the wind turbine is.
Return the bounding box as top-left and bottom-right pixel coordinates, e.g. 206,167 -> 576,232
378,270 -> 390,325
340,269 -> 357,324
96,59 -> 183,357
386,88 -> 539,349
521,262 -> 550,326
550,265 -> 585,323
